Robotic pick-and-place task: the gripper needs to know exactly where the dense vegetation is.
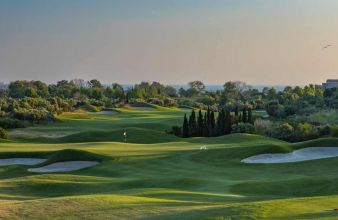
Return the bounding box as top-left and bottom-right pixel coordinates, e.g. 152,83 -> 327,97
0,79 -> 337,142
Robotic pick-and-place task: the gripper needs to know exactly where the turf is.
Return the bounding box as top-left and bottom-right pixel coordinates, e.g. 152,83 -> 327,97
1,108 -> 338,219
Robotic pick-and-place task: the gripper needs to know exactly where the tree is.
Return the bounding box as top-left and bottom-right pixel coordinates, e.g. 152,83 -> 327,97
189,110 -> 197,136
242,107 -> 247,123
88,79 -> 102,88
266,101 -> 285,118
182,114 -> 189,138
248,108 -> 253,124
203,112 -> 209,137
188,81 -> 205,92
217,109 -> 223,135
0,127 -> 8,139
210,111 -> 216,136
197,110 -> 204,136
225,109 -> 232,134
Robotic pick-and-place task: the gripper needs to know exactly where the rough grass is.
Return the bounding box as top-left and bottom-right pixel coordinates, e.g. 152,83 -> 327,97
1,107 -> 338,219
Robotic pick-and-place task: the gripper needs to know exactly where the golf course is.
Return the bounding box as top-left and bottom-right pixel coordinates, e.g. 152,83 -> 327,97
1,107 -> 338,219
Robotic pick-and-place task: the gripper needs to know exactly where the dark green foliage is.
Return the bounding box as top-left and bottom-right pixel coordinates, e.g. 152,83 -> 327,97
231,123 -> 255,134
188,110 -> 197,136
197,110 -> 204,136
182,114 -> 189,138
210,111 -> 216,135
0,127 -> 8,139
248,108 -> 253,124
225,109 -> 232,134
203,112 -> 209,137
242,107 -> 247,123
0,118 -> 24,129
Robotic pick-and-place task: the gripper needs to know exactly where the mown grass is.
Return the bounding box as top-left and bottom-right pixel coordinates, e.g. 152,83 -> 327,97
0,108 -> 338,219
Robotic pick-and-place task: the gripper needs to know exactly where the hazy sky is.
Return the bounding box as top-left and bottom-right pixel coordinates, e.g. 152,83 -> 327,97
1,0 -> 338,85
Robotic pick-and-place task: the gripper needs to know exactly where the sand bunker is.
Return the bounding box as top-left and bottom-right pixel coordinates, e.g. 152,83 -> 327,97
242,147 -> 338,164
28,161 -> 99,173
94,110 -> 118,115
0,158 -> 46,166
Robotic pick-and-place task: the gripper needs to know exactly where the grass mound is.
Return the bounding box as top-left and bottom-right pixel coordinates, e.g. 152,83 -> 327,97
41,149 -> 105,165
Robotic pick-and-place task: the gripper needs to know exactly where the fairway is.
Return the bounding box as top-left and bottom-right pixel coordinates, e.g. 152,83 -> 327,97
0,108 -> 337,219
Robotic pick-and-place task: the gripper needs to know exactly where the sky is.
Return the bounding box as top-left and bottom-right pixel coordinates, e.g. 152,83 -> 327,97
0,0 -> 338,85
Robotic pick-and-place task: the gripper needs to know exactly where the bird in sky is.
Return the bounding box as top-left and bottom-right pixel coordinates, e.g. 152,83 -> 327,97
322,44 -> 333,50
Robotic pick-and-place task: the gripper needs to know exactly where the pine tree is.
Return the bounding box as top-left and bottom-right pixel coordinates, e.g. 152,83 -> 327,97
242,107 -> 247,123
182,114 -> 189,138
197,110 -> 204,136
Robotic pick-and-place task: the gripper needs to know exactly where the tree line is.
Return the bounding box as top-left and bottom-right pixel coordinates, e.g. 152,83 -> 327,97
181,107 -> 253,138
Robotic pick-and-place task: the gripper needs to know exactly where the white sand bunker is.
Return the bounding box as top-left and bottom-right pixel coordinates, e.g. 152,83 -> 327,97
28,161 -> 99,173
94,110 -> 118,115
242,147 -> 338,164
0,158 -> 46,166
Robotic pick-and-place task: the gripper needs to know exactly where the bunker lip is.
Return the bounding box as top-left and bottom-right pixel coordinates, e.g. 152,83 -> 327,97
242,147 -> 338,164
27,161 -> 99,173
0,158 -> 47,166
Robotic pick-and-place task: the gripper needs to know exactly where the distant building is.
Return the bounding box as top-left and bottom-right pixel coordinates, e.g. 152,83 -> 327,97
322,79 -> 338,90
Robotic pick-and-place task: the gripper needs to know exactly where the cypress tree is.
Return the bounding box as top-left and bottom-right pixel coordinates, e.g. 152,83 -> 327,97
235,106 -> 239,117
217,109 -> 223,135
242,107 -> 247,123
248,108 -> 253,124
234,105 -> 239,123
197,110 -> 204,136
221,108 -> 226,134
210,111 -> 216,136
182,114 -> 189,138
203,112 -> 209,137
225,109 -> 232,134
206,106 -> 211,128
189,110 -> 197,135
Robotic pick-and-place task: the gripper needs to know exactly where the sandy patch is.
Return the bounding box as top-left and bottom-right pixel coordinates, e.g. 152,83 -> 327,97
28,161 -> 99,173
242,147 -> 338,164
94,110 -> 119,115
0,158 -> 46,166
9,130 -> 79,139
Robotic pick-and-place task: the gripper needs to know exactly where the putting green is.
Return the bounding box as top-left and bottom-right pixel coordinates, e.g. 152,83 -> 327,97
1,108 -> 338,219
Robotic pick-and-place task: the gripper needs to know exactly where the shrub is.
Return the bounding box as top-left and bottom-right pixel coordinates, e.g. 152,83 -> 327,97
163,97 -> 177,107
231,123 -> 255,134
0,127 -> 8,139
168,126 -> 182,136
0,117 -> 24,129
148,98 -> 164,106
82,104 -> 100,112
331,125 -> 338,137
254,119 -> 272,135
